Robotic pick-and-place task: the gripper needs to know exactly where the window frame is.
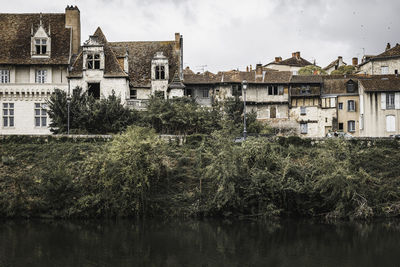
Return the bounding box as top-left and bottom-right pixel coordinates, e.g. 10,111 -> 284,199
338,102 -> 343,110
347,120 -> 356,132
300,122 -> 308,134
34,38 -> 48,55
386,93 -> 395,110
347,100 -> 355,112
202,89 -> 209,98
0,69 -> 10,83
34,103 -> 47,127
36,69 -> 47,84
130,89 -> 137,100
155,65 -> 166,80
87,53 -> 101,70
300,106 -> 306,115
2,103 -> 15,127
381,66 -> 389,75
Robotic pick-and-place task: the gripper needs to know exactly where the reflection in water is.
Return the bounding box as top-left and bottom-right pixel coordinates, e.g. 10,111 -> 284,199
0,219 -> 400,267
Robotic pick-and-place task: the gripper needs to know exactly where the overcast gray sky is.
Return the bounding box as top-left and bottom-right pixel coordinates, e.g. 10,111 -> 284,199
3,0 -> 400,73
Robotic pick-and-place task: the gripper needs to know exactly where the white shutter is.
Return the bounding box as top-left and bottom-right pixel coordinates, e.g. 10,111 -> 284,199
386,115 -> 396,132
395,92 -> 400,109
359,95 -> 364,114
44,70 -> 47,83
381,93 -> 386,110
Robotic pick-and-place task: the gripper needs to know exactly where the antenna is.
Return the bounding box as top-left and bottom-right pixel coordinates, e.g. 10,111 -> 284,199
195,65 -> 208,73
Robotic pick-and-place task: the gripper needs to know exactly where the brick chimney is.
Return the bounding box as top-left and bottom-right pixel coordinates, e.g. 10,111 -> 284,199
352,57 -> 358,66
295,51 -> 300,59
250,65 -> 252,71
246,66 -> 249,72
386,43 -> 391,51
275,57 -> 282,63
292,52 -> 296,58
65,5 -> 81,55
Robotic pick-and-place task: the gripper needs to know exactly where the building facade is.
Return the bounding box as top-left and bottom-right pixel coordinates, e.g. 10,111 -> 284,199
358,43 -> 400,75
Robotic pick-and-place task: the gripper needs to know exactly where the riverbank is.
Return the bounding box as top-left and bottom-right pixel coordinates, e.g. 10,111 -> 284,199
1,126 -> 400,220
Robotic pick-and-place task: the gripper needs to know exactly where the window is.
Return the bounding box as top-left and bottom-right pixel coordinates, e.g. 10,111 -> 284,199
381,66 -> 389,74
34,103 -> 47,127
292,70 -> 298,75
185,88 -> 192,97
0,70 -> 10,83
155,66 -> 165,80
300,106 -> 306,115
346,82 -> 356,93
386,115 -> 396,132
338,123 -> 344,131
35,38 -> 47,55
232,84 -> 242,96
348,120 -> 355,132
268,85 -> 279,95
87,54 -> 101,69
386,93 -> 395,109
347,100 -> 355,111
301,85 -> 310,95
278,86 -> 284,95
36,70 -> 47,83
338,102 -> 343,110
300,123 -> 308,134
88,83 -> 101,99
395,70 -> 398,75
130,89 -> 137,99
270,106 -> 276,118
3,103 -> 14,127
202,89 -> 209,98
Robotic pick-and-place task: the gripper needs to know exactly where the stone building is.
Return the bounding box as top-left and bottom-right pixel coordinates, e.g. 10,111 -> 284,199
264,52 -> 313,75
69,28 -> 183,109
357,43 -> 400,75
323,56 -> 347,74
322,76 -> 360,136
0,6 -> 80,134
359,75 -> 400,137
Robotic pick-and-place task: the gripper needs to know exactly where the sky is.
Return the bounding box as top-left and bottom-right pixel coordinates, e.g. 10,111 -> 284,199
2,0 -> 400,73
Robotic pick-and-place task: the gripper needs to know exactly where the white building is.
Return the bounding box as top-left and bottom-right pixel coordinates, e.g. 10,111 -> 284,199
0,6 -> 80,135
357,43 -> 400,75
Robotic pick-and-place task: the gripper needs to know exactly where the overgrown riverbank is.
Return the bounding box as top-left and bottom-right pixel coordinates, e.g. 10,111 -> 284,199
1,127 -> 400,220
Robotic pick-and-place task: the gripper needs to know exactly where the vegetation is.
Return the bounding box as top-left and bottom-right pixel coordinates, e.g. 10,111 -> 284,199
1,130 -> 400,220
298,65 -> 327,75
331,65 -> 356,75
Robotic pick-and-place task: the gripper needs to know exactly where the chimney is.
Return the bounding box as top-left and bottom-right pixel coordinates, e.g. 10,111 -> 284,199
352,57 -> 358,66
292,52 -> 296,58
246,66 -> 249,72
175,33 -> 180,51
256,64 -> 263,77
65,5 -> 81,55
386,43 -> 391,51
250,65 -> 252,71
295,51 -> 300,59
275,57 -> 282,63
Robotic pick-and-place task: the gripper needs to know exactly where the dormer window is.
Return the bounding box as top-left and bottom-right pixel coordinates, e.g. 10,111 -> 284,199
35,38 -> 47,55
87,54 -> 101,69
155,66 -> 165,80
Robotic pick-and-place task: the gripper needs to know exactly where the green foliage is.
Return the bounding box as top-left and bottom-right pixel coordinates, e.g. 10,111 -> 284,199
47,87 -> 138,134
331,65 -> 356,75
298,65 -> 327,75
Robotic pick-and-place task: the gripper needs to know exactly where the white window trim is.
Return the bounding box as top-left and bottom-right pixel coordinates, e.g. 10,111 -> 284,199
2,103 -> 15,128
0,69 -> 10,83
36,69 -> 47,84
34,103 -> 47,127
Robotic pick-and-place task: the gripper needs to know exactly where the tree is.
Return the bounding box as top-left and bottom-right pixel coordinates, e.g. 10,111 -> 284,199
298,65 -> 327,75
47,87 -> 138,134
331,65 -> 356,75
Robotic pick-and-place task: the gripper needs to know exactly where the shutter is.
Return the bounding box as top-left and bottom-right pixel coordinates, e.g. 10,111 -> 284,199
381,93 -> 386,110
330,97 -> 336,108
395,92 -> 400,109
44,70 -> 47,83
359,95 -> 364,114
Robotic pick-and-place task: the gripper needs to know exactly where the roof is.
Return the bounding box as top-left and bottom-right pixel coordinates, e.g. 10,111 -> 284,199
70,27 -> 127,78
322,76 -> 359,95
290,75 -> 323,84
183,70 -> 292,84
0,13 -> 71,65
323,58 -> 347,71
359,44 -> 400,66
360,76 -> 400,92
110,40 -> 180,87
266,56 -> 313,68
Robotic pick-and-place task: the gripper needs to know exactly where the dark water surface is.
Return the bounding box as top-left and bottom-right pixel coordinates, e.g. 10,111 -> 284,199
0,219 -> 400,267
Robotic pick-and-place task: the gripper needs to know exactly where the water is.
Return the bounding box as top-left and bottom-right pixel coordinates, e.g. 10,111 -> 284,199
0,219 -> 400,267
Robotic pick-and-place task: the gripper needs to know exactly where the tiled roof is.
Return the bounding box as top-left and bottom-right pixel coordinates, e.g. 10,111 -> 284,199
110,40 -> 180,87
266,56 -> 313,68
323,58 -> 347,71
0,13 -> 71,65
183,70 -> 292,84
69,27 -> 127,78
322,76 -> 359,95
360,76 -> 400,92
374,44 -> 400,59
290,75 -> 323,84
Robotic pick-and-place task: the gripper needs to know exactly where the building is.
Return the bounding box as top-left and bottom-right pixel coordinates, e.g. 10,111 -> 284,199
323,56 -> 347,74
264,52 -> 313,75
359,75 -> 400,137
322,76 -> 360,136
69,28 -> 183,109
358,43 -> 400,75
0,6 -> 80,134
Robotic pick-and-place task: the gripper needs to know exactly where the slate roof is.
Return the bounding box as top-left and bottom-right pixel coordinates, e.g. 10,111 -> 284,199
322,76 -> 359,95
69,27 -> 127,78
110,40 -> 180,87
290,75 -> 323,84
0,13 -> 71,65
360,76 -> 400,92
183,70 -> 292,84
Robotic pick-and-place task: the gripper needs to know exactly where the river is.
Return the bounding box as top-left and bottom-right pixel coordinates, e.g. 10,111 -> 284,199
0,219 -> 399,266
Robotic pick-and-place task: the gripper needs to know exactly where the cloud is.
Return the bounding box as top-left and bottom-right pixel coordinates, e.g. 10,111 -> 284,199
2,0 -> 399,72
